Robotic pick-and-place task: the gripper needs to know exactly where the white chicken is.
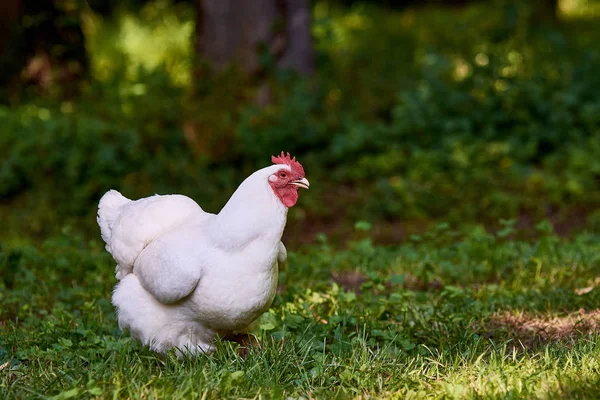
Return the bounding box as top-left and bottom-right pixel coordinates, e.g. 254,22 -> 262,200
97,152 -> 309,356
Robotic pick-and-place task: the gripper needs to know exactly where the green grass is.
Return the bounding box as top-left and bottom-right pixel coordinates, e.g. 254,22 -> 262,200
2,1 -> 600,398
2,226 -> 600,399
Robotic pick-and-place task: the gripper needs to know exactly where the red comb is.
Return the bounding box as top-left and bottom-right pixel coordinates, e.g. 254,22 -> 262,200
271,151 -> 305,176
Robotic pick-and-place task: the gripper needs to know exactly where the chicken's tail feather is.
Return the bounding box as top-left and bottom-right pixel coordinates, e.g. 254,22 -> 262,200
97,190 -> 131,251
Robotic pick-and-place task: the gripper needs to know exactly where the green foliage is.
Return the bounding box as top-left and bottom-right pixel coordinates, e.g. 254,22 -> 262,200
0,68 -> 245,238
232,1 -> 600,225
288,3 -> 600,222
2,1 -> 600,239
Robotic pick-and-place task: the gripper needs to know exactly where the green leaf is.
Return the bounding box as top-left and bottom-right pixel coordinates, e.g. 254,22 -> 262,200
88,387 -> 103,396
50,388 -> 79,400
354,221 -> 372,232
259,312 -> 278,331
231,371 -> 244,381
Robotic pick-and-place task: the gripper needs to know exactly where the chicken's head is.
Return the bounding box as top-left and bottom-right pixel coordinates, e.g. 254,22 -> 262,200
269,152 -> 309,208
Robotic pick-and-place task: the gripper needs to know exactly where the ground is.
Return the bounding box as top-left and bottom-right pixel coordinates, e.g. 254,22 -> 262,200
2,227 -> 600,399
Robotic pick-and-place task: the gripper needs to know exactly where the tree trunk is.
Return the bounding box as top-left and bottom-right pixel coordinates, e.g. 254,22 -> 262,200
0,0 -> 23,98
194,0 -> 314,76
0,0 -> 21,54
277,0 -> 314,75
186,0 -> 314,159
539,0 -> 558,20
0,0 -> 87,102
195,0 -> 278,75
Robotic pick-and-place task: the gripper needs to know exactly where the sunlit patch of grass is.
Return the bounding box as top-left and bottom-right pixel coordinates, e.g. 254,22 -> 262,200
488,309 -> 600,349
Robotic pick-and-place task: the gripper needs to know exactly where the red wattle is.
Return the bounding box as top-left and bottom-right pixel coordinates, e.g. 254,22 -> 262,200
277,187 -> 299,208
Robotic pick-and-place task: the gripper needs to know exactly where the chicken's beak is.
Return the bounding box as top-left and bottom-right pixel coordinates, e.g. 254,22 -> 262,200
290,177 -> 310,189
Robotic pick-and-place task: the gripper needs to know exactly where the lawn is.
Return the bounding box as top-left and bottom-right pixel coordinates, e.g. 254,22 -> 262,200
2,224 -> 600,399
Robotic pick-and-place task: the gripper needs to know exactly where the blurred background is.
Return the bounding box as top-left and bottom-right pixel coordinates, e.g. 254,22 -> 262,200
1,0 -> 600,247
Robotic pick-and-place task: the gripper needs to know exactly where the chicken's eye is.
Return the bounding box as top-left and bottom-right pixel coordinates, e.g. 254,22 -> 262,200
279,172 -> 287,178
